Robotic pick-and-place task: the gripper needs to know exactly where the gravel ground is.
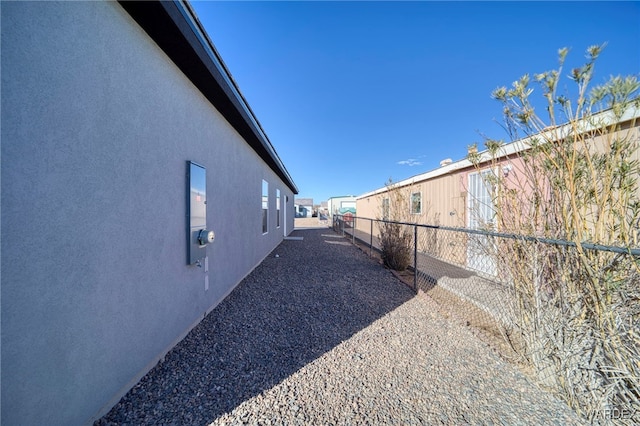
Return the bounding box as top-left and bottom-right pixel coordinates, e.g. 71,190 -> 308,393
96,228 -> 583,425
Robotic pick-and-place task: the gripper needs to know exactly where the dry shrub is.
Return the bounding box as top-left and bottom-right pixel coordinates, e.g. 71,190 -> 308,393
472,44 -> 640,422
376,179 -> 415,272
379,221 -> 412,271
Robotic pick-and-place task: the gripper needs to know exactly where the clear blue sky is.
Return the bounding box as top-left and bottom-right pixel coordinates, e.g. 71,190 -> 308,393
190,1 -> 640,204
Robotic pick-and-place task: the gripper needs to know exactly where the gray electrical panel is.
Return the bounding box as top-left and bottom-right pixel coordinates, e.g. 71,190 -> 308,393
187,161 -> 214,265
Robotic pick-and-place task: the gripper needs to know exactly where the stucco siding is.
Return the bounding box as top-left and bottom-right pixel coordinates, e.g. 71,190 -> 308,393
1,2 -> 294,425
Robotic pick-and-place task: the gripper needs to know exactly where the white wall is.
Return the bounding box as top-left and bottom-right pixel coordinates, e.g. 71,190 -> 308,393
1,2 -> 294,424
328,196 -> 357,217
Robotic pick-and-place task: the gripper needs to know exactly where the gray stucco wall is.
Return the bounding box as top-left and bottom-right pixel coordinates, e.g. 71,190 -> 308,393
1,2 -> 294,424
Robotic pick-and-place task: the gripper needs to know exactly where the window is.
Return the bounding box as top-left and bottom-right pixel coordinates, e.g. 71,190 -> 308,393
382,197 -> 390,220
262,180 -> 268,234
410,192 -> 422,215
276,189 -> 281,228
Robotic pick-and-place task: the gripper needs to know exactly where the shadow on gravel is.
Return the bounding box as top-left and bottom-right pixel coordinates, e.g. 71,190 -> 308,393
96,228 -> 414,425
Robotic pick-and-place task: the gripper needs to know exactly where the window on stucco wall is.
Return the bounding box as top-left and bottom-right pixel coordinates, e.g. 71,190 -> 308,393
276,189 -> 281,228
262,180 -> 268,234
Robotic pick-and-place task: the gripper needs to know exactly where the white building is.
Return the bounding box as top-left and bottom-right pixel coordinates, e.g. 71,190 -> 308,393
327,195 -> 357,218
1,2 -> 298,424
294,198 -> 314,217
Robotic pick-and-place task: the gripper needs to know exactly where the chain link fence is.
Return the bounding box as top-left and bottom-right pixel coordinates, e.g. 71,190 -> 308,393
333,214 -> 640,425
332,215 -> 513,328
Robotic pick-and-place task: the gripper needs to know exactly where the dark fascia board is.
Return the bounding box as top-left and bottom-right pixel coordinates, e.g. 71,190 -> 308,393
118,0 -> 298,194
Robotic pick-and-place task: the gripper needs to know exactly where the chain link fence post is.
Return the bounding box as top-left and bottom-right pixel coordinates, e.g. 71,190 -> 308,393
352,216 -> 356,244
413,224 -> 418,292
369,219 -> 373,257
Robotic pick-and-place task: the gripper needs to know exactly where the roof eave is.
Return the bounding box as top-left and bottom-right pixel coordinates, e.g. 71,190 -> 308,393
357,105 -> 640,200
119,0 -> 298,194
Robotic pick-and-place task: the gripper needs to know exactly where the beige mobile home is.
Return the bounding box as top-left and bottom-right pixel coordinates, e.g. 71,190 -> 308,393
356,106 -> 640,272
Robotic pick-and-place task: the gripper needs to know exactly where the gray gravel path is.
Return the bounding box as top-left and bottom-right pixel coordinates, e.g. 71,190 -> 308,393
96,228 -> 583,425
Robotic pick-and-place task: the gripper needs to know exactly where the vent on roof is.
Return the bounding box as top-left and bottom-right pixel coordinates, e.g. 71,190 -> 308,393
440,158 -> 453,167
